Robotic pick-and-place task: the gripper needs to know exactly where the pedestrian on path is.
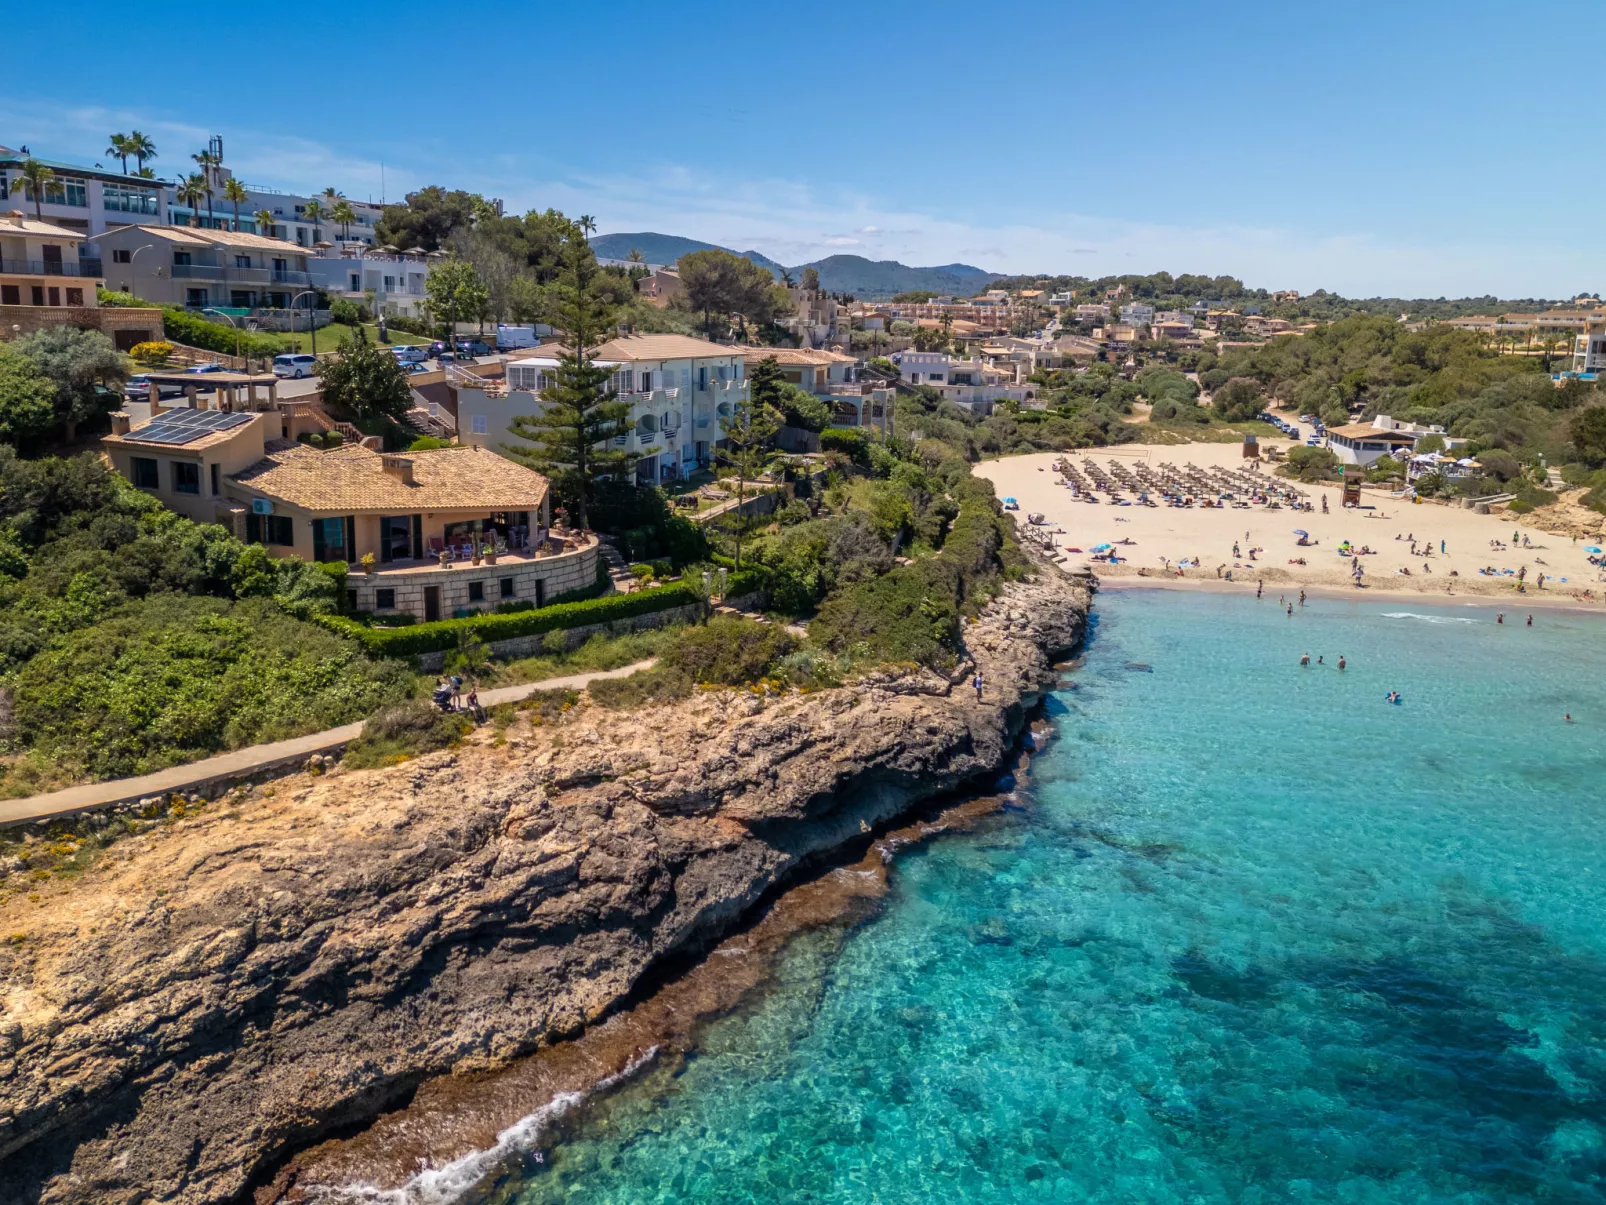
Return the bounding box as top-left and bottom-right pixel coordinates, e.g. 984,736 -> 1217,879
973,671 -> 984,702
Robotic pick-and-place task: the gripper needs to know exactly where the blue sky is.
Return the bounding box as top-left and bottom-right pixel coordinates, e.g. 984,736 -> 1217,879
3,1 -> 1600,296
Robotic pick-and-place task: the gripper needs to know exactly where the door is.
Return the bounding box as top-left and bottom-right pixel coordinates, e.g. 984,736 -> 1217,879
42,245 -> 63,275
423,586 -> 441,622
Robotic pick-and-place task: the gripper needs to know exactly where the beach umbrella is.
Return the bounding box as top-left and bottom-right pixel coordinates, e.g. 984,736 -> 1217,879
1091,543 -> 1112,551
1292,529 -> 1308,537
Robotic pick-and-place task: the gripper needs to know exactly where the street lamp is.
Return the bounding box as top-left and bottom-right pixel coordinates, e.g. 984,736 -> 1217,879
84,236 -> 158,300
290,290 -> 319,357
202,308 -> 242,363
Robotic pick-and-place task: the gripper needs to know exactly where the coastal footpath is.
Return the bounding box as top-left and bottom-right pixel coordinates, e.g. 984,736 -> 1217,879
0,560 -> 1091,1205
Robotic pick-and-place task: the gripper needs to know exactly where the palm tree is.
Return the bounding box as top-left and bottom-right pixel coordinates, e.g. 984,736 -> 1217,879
578,214 -> 597,238
331,199 -> 356,241
321,186 -> 344,205
106,133 -> 132,174
127,131 -> 156,173
133,166 -> 156,180
222,178 -> 249,231
627,248 -> 644,264
190,149 -> 220,228
302,200 -> 326,245
253,208 -> 277,239
14,158 -> 56,221
176,173 -> 208,227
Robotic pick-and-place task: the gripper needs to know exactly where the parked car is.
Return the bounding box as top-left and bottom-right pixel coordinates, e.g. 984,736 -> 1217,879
273,353 -> 318,379
184,362 -> 226,375
124,374 -> 186,401
391,345 -> 428,364
428,341 -> 452,358
455,339 -> 491,358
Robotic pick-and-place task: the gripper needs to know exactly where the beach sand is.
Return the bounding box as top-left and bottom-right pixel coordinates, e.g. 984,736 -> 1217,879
975,446 -> 1606,611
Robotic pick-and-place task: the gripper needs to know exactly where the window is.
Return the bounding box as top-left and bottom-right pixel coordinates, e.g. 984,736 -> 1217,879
112,248 -> 131,264
172,461 -> 200,494
375,588 -> 396,610
266,515 -> 294,546
185,288 -> 209,307
235,255 -> 251,269
132,457 -> 159,488
1,285 -> 18,306
46,287 -> 59,307
499,577 -> 514,599
103,182 -> 159,215
698,366 -> 708,391
639,370 -> 653,392
210,463 -> 219,495
470,414 -> 488,435
468,581 -> 485,602
65,288 -> 83,306
42,177 -> 88,207
173,251 -> 192,266
30,286 -> 44,306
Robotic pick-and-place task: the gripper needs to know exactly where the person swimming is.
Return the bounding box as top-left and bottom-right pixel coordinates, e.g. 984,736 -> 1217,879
1386,691 -> 1401,704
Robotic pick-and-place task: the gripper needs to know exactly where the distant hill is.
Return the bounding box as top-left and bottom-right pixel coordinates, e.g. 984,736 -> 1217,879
589,232 -> 785,278
590,232 -> 1000,298
795,255 -> 1001,298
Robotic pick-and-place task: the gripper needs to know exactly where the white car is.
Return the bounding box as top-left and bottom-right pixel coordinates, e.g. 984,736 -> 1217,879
390,344 -> 428,364
273,353 -> 318,379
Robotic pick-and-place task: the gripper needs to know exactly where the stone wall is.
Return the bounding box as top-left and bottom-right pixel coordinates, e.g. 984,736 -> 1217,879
352,541 -> 600,622
0,304 -> 163,348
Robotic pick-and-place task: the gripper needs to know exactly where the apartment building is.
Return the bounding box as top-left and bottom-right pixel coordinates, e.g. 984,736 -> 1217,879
1119,302 -> 1156,327
308,246 -> 442,318
458,334 -> 748,484
0,210 -> 101,310
1074,303 -> 1111,324
96,224 -> 313,310
0,146 -> 170,237
1571,318 -> 1606,379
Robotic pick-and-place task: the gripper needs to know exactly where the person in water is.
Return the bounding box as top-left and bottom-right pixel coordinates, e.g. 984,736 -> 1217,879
1565,713 -> 1574,723
1300,652 -> 1310,666
1527,614 -> 1533,626
1317,655 -> 1324,664
1497,613 -> 1504,624
1337,655 -> 1347,670
1386,691 -> 1401,704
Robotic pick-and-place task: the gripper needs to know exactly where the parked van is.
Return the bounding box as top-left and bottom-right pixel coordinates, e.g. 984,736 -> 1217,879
273,353 -> 318,379
496,324 -> 541,350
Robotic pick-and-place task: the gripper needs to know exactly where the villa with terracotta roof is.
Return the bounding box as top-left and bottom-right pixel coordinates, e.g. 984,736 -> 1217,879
102,406 -> 594,621
0,209 -> 161,347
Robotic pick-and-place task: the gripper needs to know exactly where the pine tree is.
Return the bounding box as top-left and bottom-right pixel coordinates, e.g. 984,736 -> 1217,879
716,391 -> 781,571
505,226 -> 645,530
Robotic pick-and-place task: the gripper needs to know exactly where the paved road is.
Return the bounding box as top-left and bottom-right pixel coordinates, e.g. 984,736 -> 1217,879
0,660 -> 654,829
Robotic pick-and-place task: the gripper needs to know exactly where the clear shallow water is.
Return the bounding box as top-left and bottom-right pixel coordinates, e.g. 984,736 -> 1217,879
506,591 -> 1606,1204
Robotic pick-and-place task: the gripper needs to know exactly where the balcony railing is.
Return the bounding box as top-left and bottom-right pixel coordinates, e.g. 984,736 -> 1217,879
0,258 -> 102,278
169,264 -> 310,286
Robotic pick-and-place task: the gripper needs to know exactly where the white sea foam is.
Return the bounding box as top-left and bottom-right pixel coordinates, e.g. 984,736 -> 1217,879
308,1048 -> 659,1205
1380,612 -> 1479,624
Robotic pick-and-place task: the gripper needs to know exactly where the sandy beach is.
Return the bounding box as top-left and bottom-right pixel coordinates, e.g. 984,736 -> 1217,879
975,445 -> 1606,610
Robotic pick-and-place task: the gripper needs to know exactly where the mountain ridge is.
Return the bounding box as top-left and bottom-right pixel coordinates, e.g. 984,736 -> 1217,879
589,232 -> 1001,297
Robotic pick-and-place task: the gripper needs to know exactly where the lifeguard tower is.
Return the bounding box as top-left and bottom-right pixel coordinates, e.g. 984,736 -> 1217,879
1341,465 -> 1364,508
1242,433 -> 1259,459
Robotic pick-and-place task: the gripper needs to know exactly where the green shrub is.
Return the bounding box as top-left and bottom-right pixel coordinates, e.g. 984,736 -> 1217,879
10,595 -> 412,780
589,616 -> 794,708
316,582 -> 701,657
96,288 -> 159,309
821,427 -> 870,463
160,307 -> 281,358
344,698 -> 472,769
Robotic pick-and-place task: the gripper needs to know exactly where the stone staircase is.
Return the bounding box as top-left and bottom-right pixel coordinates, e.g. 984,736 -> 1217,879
594,537 -> 639,593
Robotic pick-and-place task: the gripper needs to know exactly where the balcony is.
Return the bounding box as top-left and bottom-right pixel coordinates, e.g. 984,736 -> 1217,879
0,257 -> 102,278
170,264 -> 311,286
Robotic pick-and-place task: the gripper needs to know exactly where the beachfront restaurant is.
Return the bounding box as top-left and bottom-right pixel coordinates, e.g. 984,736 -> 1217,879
1324,422 -> 1420,468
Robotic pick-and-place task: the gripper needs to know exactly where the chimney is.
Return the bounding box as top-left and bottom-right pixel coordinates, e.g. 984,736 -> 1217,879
5,210 -> 24,228
110,412 -> 131,435
380,455 -> 414,485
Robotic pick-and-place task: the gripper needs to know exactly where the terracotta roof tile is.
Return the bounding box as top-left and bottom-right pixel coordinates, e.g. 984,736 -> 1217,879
230,442 -> 548,514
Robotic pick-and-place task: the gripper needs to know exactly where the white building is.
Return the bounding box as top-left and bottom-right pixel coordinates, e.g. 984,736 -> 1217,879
1325,416 -> 1443,468
898,350 -> 952,384
1074,303 -> 1111,324
0,145 -> 169,237
1572,318 -> 1606,378
308,247 -> 442,318
1120,302 -> 1155,327
458,334 -> 749,485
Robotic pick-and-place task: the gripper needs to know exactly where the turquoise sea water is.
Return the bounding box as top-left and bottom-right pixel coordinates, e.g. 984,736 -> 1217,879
507,590 -> 1606,1204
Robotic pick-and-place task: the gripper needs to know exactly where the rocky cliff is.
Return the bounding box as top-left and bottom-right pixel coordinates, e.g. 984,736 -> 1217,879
0,566 -> 1090,1205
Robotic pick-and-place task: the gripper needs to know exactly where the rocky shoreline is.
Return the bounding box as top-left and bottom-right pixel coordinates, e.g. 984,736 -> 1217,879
0,562 -> 1091,1205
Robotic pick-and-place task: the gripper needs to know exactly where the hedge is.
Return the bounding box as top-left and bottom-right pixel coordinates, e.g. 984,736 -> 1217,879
161,307 -> 283,359
317,582 -> 702,657
724,566 -> 772,599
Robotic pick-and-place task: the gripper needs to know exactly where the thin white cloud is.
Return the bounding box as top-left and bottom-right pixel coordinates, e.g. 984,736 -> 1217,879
1,95 -> 1593,297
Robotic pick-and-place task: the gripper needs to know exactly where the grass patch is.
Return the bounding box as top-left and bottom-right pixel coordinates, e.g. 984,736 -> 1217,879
344,698 -> 473,768
492,628 -> 672,686
588,616 -> 796,709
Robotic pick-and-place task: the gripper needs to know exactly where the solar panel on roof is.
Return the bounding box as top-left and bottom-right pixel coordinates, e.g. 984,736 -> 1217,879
130,409 -> 253,446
